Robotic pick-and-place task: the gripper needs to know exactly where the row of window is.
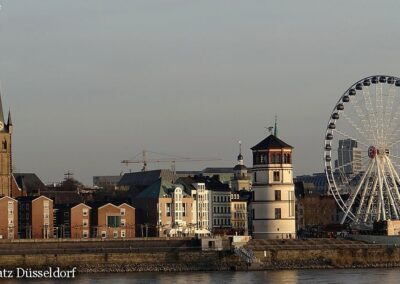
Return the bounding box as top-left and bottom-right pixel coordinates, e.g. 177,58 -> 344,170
254,153 -> 292,164
233,212 -> 246,219
213,195 -> 230,203
100,230 -> 126,238
106,215 -> 127,227
213,206 -> 230,214
165,203 -> 187,217
233,221 -> 246,228
234,203 -> 246,210
213,218 -> 231,226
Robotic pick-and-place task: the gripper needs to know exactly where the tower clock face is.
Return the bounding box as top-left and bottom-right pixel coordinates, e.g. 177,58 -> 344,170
0,122 -> 3,130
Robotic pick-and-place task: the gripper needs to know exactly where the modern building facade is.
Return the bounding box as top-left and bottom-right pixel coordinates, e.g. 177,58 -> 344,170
336,139 -> 362,175
250,134 -> 296,239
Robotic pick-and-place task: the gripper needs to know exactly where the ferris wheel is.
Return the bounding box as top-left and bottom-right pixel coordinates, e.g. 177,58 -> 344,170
324,75 -> 400,226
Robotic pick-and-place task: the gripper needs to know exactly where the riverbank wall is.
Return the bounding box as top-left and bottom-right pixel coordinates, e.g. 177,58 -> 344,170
0,238 -> 400,272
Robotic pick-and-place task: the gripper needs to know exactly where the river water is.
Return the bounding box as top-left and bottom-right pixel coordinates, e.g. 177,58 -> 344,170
5,269 -> 400,283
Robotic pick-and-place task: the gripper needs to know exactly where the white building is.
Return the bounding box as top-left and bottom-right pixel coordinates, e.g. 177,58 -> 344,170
191,182 -> 210,231
250,134 -> 296,239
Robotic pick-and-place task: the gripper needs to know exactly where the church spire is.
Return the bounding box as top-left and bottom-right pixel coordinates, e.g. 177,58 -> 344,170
274,115 -> 278,137
0,93 -> 5,125
237,140 -> 243,165
7,109 -> 12,126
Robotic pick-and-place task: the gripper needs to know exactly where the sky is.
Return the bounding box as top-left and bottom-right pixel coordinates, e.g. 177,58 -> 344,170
0,0 -> 400,185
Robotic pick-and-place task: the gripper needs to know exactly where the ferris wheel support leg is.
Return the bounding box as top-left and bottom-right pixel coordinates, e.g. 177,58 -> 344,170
376,158 -> 387,221
364,172 -> 379,223
387,156 -> 400,185
385,156 -> 400,213
356,161 -> 375,222
340,160 -> 374,224
382,162 -> 399,219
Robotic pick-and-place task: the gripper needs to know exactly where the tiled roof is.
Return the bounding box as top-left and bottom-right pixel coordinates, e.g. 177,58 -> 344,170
13,173 -> 46,194
251,135 -> 293,150
135,178 -> 190,199
118,169 -> 175,187
202,167 -> 234,174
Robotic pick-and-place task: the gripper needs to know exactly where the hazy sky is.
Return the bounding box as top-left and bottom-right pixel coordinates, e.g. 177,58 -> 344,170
1,0 -> 400,185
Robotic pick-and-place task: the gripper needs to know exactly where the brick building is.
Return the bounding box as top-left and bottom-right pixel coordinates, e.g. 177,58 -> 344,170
17,196 -> 54,239
93,203 -> 135,239
70,203 -> 91,239
0,196 -> 18,239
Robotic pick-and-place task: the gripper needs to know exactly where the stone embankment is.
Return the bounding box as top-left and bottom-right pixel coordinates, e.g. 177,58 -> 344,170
245,238 -> 400,270
0,238 -> 400,272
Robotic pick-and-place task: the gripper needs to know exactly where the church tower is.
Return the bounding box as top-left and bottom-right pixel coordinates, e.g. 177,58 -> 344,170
250,130 -> 296,239
231,141 -> 251,192
0,95 -> 12,197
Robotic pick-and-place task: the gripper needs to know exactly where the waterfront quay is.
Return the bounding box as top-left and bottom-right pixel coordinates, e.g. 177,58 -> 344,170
0,237 -> 399,272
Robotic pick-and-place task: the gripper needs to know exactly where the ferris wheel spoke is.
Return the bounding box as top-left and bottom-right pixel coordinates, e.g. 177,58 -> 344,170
362,87 -> 379,143
376,83 -> 385,144
341,159 -> 375,224
332,155 -> 368,173
383,85 -> 397,142
387,153 -> 400,160
333,129 -> 370,148
387,138 -> 400,149
341,112 -> 375,145
387,124 -> 400,146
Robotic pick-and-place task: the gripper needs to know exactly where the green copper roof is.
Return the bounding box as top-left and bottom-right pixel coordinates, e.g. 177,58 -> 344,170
136,178 -> 190,199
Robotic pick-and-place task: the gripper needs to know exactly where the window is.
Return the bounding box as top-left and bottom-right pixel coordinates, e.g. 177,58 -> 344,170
275,208 -> 281,219
121,219 -> 126,226
121,230 -> 126,238
83,208 -> 88,216
120,208 -> 126,216
101,231 -> 106,238
254,172 -> 257,182
64,212 -> 69,217
166,203 -> 171,217
83,230 -> 89,238
107,215 -> 121,227
275,190 -> 281,201
273,171 -> 280,182
83,219 -> 88,227
113,231 -> 118,238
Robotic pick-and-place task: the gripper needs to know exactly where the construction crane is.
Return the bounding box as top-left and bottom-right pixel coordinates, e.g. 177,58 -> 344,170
121,150 -> 220,175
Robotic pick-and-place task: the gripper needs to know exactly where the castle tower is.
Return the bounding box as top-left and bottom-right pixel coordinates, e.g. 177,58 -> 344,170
0,94 -> 12,197
231,141 -> 251,192
250,133 -> 296,239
